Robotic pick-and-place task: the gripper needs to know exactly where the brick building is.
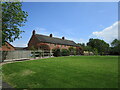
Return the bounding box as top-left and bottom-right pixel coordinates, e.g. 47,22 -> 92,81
28,30 -> 79,50
0,42 -> 15,51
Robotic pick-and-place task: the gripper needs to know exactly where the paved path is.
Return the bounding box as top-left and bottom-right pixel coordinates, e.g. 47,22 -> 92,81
0,80 -> 13,89
2,81 -> 13,88
1,56 -> 54,65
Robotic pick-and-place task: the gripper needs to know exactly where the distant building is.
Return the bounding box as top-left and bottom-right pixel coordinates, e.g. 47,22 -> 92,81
0,42 -> 15,51
0,42 -> 27,51
15,47 -> 27,50
28,30 -> 79,50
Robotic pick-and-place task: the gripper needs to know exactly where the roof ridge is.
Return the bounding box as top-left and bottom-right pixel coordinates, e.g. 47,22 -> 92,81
35,34 -> 77,46
35,34 -> 74,42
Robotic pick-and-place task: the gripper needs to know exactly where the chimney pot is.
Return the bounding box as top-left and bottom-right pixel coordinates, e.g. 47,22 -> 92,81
50,34 -> 52,37
62,37 -> 65,40
33,30 -> 35,35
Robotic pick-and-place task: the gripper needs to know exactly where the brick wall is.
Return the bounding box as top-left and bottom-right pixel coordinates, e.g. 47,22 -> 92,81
28,34 -> 76,50
37,42 -> 75,50
28,40 -> 76,50
28,35 -> 39,49
0,42 -> 15,51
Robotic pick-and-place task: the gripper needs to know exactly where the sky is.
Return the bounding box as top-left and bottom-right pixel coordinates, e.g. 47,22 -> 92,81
11,2 -> 118,47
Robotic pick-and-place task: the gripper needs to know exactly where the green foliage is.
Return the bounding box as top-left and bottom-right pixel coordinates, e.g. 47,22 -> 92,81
111,39 -> 120,47
110,39 -> 120,55
69,46 -> 76,55
77,43 -> 94,55
87,38 -> 109,55
61,49 -> 70,56
52,48 -> 61,57
76,47 -> 84,55
2,56 -> 118,88
84,46 -> 92,52
77,43 -> 85,49
93,48 -> 98,55
39,43 -> 50,50
2,2 -> 28,44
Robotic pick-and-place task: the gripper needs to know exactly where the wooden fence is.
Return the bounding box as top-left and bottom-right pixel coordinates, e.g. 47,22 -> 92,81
1,50 -> 53,62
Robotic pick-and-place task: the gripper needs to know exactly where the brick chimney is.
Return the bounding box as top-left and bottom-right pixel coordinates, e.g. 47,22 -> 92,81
50,34 -> 52,37
62,37 -> 65,40
33,30 -> 35,35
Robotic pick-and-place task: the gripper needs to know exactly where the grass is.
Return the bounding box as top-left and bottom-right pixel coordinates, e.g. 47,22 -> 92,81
2,56 -> 118,88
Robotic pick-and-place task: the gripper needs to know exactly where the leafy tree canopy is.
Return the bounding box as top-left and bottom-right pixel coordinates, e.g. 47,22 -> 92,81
87,38 -> 109,55
2,2 -> 28,45
110,39 -> 120,55
111,39 -> 120,47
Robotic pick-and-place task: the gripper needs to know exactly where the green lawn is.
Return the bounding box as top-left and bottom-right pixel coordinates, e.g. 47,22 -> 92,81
2,56 -> 118,88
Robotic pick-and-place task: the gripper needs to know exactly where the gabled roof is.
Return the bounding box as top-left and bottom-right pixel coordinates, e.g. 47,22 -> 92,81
0,42 -> 15,51
15,47 -> 27,50
35,34 -> 77,46
6,42 -> 15,48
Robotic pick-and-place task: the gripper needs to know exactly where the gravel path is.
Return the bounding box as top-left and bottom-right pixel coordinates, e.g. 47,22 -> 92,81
1,56 -> 54,65
2,81 -> 13,88
0,80 -> 13,89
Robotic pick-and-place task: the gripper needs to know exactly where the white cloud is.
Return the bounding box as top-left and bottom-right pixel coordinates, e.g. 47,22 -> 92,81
36,27 -> 46,31
35,27 -> 48,35
92,21 -> 119,43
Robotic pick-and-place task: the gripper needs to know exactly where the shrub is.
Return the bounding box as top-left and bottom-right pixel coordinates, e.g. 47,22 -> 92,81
69,47 -> 76,55
76,47 -> 84,55
61,49 -> 70,56
38,43 -> 50,50
52,48 -> 61,57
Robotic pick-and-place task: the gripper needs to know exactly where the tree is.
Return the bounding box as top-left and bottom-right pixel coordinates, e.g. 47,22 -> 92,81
2,2 -> 28,45
110,39 -> 120,55
87,38 -> 109,55
93,48 -> 98,55
77,43 -> 85,50
84,46 -> 92,52
111,39 -> 120,47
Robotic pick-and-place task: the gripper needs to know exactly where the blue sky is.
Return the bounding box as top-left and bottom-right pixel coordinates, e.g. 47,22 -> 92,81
11,2 -> 118,47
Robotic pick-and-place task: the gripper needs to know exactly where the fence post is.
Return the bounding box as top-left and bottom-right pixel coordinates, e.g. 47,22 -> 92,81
33,50 -> 35,59
12,51 -> 14,62
50,50 -> 51,57
43,50 -> 44,57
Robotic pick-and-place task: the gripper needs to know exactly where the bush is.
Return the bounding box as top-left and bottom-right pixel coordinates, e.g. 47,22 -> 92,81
61,49 -> 70,56
52,48 -> 61,57
69,47 -> 76,55
76,47 -> 84,55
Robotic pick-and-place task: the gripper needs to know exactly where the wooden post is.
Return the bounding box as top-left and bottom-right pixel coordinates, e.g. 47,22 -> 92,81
43,50 -> 44,57
33,50 -> 35,59
50,50 -> 52,57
